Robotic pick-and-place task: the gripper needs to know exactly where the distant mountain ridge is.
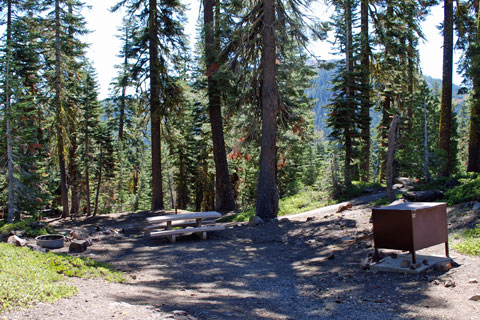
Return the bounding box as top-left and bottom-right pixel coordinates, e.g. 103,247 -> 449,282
306,70 -> 467,134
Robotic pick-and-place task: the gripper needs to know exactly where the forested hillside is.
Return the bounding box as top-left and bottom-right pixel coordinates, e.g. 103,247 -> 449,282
1,0 -> 479,223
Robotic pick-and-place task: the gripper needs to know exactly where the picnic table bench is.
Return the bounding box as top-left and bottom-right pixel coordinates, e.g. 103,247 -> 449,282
145,211 -> 225,242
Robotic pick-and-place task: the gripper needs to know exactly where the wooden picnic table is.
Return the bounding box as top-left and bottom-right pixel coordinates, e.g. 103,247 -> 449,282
145,211 -> 225,242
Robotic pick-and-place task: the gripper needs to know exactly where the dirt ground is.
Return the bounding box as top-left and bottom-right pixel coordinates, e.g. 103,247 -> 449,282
2,199 -> 480,320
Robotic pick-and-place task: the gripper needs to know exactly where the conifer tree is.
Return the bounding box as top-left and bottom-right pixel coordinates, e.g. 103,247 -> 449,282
113,0 -> 187,210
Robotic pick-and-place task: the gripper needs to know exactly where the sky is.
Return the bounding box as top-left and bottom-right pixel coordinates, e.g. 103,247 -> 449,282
82,1 -> 462,100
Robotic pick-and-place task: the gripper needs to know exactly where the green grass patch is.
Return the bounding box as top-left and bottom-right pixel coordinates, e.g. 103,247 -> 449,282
452,224 -> 480,256
0,218 -> 56,237
220,189 -> 336,222
0,243 -> 125,313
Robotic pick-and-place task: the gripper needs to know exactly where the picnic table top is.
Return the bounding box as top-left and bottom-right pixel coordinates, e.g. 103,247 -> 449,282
146,211 -> 221,224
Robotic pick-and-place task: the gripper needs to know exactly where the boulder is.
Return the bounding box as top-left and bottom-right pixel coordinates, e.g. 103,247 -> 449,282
248,216 -> 264,226
69,240 -> 88,253
403,190 -> 444,202
70,228 -> 89,240
7,235 -> 27,247
470,295 -> 480,301
336,202 -> 353,213
390,199 -> 408,206
392,184 -> 404,190
394,177 -> 413,186
434,261 -> 452,272
472,202 -> 480,211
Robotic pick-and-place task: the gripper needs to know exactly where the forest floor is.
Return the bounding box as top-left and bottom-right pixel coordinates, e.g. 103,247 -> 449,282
2,195 -> 480,320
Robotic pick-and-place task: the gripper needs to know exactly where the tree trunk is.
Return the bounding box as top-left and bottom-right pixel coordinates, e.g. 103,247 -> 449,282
439,0 -> 454,176
5,0 -> 15,222
204,0 -> 237,213
69,133 -> 80,217
386,115 -> 398,203
467,6 -> 480,172
149,0 -> 164,210
119,25 -> 128,141
256,0 -> 279,220
424,101 -> 431,182
55,0 -> 69,218
93,150 -> 103,216
344,0 -> 354,186
379,96 -> 391,182
84,129 -> 92,216
359,0 -> 370,183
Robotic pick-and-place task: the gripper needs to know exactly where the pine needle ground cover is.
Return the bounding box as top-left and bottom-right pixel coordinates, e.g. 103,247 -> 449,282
0,243 -> 125,313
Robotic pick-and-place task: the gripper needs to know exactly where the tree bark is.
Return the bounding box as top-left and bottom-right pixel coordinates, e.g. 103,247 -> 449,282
204,0 -> 237,213
55,0 -> 70,218
256,0 -> 279,220
5,0 -> 16,222
149,0 -> 164,210
467,6 -> 480,172
439,0 -> 454,176
386,115 -> 398,203
424,100 -> 432,182
84,124 -> 92,216
344,0 -> 354,186
93,150 -> 103,216
119,25 -> 128,141
359,0 -> 371,182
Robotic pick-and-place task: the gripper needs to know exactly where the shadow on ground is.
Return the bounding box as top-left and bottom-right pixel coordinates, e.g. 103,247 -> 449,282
55,209 -> 456,320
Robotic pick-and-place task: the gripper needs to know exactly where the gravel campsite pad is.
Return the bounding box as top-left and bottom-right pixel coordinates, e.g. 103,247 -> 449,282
3,202 -> 480,320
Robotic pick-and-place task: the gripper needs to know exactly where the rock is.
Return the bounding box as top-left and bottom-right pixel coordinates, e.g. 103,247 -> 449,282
393,183 -> 404,190
360,258 -> 371,270
336,203 -> 353,213
327,253 -> 335,260
248,216 -> 264,226
69,240 -> 88,253
390,199 -> 408,205
469,295 -> 480,301
410,263 -> 421,270
469,279 -> 478,284
395,177 -> 412,186
444,280 -> 456,288
26,243 -> 49,253
403,190 -> 444,202
7,235 -> 27,247
306,217 -> 314,222
432,280 -> 440,285
434,261 -> 452,272
401,259 -> 410,268
390,253 -> 398,259
422,259 -> 429,266
364,187 -> 377,193
473,202 -> 480,211
70,228 -> 89,240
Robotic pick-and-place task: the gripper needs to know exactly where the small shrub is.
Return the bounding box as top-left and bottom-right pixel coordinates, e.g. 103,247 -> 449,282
452,224 -> 480,256
444,176 -> 480,205
0,218 -> 56,237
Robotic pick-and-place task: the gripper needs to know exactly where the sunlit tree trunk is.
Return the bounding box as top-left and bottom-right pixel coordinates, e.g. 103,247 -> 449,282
256,0 -> 279,220
204,0 -> 236,212
359,0 -> 371,182
439,0 -> 454,176
149,0 -> 164,210
55,0 -> 70,218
